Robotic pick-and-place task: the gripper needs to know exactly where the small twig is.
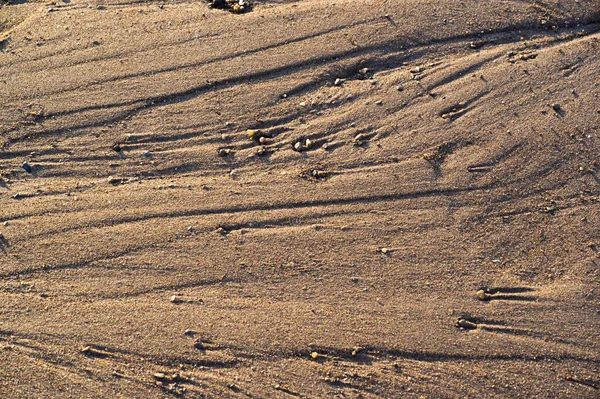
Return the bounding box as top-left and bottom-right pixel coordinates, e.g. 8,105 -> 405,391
565,375 -> 599,390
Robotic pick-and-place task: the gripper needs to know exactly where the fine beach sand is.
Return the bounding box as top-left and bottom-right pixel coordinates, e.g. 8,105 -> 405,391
1,0 -> 600,397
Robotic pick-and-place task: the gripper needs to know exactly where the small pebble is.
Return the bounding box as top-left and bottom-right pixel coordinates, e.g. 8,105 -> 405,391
334,78 -> 343,86
310,351 -> 319,359
194,340 -> 204,350
311,169 -> 328,178
354,133 -> 368,146
476,289 -> 490,301
456,318 -> 477,330
469,41 -> 484,49
170,295 -> 180,303
247,129 -> 258,139
108,176 -> 122,185
22,162 -> 32,173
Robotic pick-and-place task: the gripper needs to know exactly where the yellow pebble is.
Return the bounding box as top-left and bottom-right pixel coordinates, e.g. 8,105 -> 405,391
476,289 -> 490,301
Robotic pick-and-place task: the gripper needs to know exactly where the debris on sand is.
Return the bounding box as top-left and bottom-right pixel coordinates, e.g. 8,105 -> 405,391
247,129 -> 273,143
107,176 -> 124,186
410,65 -> 425,80
194,339 -> 205,350
80,346 -> 111,358
256,146 -> 270,157
153,372 -> 187,395
564,374 -> 599,390
216,226 -> 229,235
476,289 -> 490,301
456,317 -> 477,330
543,202 -> 557,215
310,169 -> 328,179
440,102 -> 467,119
469,40 -> 486,49
356,67 -> 371,80
184,329 -> 194,336
218,148 -> 232,157
22,162 -> 32,173
298,167 -> 328,180
353,133 -> 370,146
292,138 -> 312,152
507,50 -> 537,63
208,0 -> 253,13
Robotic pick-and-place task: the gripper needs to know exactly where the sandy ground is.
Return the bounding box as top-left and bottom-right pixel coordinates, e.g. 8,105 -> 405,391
1,0 -> 600,397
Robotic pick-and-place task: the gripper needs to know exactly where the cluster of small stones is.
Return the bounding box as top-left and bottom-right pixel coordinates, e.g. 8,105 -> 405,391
208,0 -> 253,13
